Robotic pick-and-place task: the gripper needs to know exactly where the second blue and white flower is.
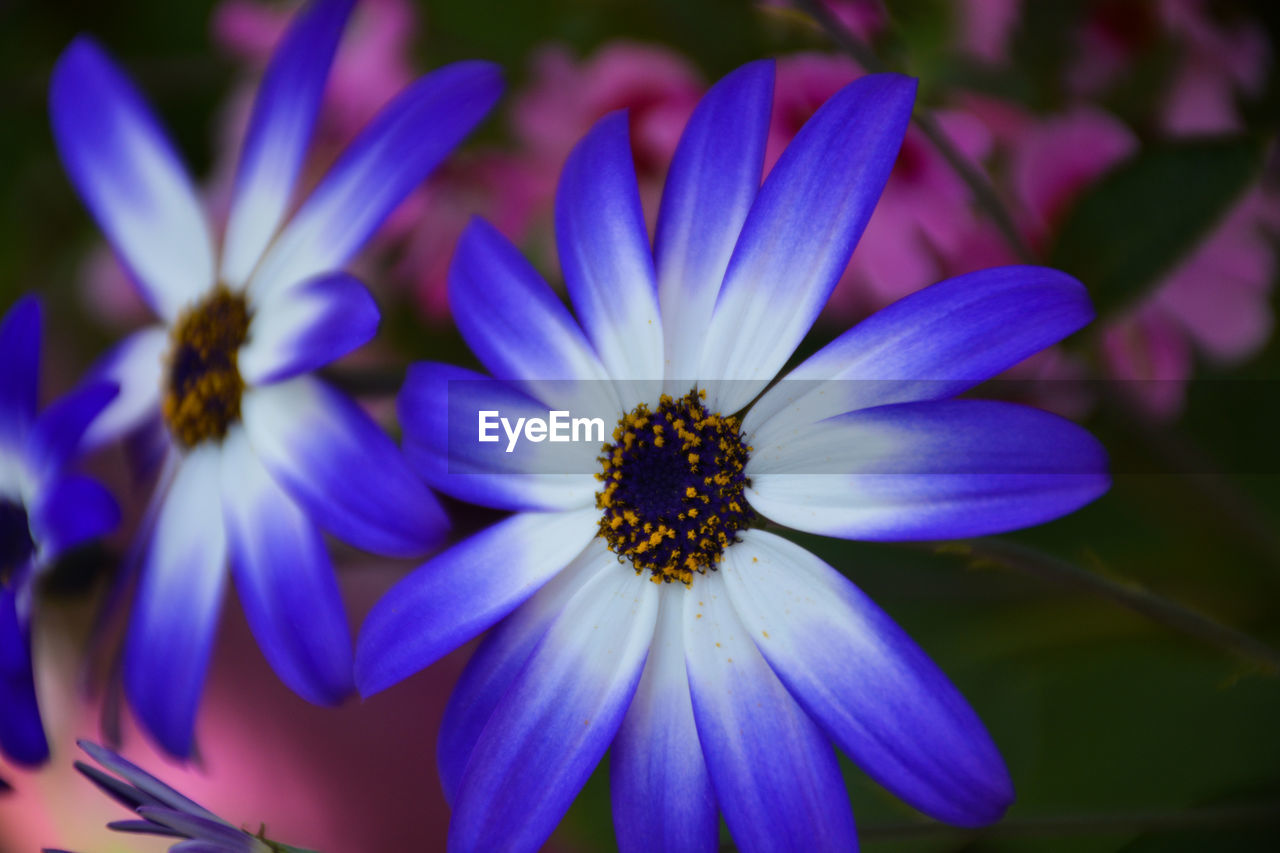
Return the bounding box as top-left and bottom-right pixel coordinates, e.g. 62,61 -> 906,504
49,0 -> 501,757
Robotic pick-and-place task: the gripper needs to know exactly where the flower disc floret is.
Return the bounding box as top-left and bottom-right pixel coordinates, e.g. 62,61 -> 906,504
596,389 -> 753,584
163,287 -> 251,447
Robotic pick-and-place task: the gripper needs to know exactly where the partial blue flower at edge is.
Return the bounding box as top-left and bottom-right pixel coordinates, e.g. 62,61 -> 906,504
0,296 -> 119,770
45,740 -> 319,853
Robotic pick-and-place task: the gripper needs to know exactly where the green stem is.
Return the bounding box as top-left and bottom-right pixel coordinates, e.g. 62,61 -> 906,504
925,539 -> 1280,675
319,365 -> 404,396
720,801 -> 1280,848
790,0 -> 1037,262
857,801 -> 1280,840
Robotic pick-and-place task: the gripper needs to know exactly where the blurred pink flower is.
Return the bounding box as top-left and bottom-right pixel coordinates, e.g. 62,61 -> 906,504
79,244 -> 150,331
1007,105 -> 1138,247
956,0 -> 1022,64
390,40 -> 706,318
992,105 -> 1278,416
395,154 -> 544,320
1068,0 -> 1270,135
1150,190 -> 1279,361
1100,306 -> 1194,418
401,41 -> 707,318
513,42 -> 703,221
1158,0 -> 1270,135
1101,189 -> 1280,417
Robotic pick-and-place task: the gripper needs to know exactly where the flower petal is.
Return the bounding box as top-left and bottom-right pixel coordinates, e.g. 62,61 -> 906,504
124,444 -> 228,758
29,474 -> 119,559
171,841 -> 257,853
355,509 -> 599,699
746,399 -> 1109,540
135,807 -> 256,850
0,587 -> 47,767
683,569 -> 857,851
700,73 -> 915,414
27,381 -> 117,482
655,60 -> 773,387
449,564 -> 659,853
0,295 -> 41,442
249,60 -> 502,299
239,272 -> 379,385
397,362 -> 601,512
555,111 -> 662,395
105,819 -> 183,836
612,584 -> 718,853
744,266 -> 1094,442
436,539 -> 615,804
722,531 -> 1014,826
448,218 -> 618,413
78,740 -> 223,821
50,38 -> 215,321
220,0 -> 356,287
241,375 -> 447,557
220,426 -> 353,706
80,326 -> 168,451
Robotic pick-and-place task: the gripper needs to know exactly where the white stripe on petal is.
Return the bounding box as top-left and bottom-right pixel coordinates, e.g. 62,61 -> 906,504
699,74 -> 915,414
745,399 -> 1108,541
742,266 -> 1094,444
683,569 -> 857,851
437,538 -> 616,804
355,511 -> 601,699
449,564 -> 659,853
220,0 -> 356,287
239,272 -> 379,385
720,531 -> 1014,826
612,583 -> 718,853
656,61 -> 773,390
241,375 -> 448,557
220,426 -> 353,706
50,39 -> 216,321
123,442 -> 227,758
555,112 -> 663,399
247,61 -> 501,300
80,326 -> 168,450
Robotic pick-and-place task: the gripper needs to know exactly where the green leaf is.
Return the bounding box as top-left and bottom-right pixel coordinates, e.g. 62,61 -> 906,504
1049,136 -> 1267,318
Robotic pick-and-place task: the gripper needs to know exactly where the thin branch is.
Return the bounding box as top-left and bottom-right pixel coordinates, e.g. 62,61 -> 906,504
720,802 -> 1280,848
319,365 -> 405,396
857,801 -> 1280,840
926,539 -> 1280,675
791,0 -> 1037,262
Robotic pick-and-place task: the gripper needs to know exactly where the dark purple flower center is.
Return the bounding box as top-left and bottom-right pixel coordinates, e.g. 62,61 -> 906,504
164,287 -> 251,448
0,498 -> 34,586
596,389 -> 753,585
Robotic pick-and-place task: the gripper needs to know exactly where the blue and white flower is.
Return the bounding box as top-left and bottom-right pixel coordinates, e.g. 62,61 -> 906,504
357,61 -> 1110,851
49,0 -> 501,758
0,297 -> 118,771
50,740 -> 316,853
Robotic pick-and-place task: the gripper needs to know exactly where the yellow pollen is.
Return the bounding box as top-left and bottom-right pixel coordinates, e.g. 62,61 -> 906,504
162,287 -> 251,448
595,389 -> 753,586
